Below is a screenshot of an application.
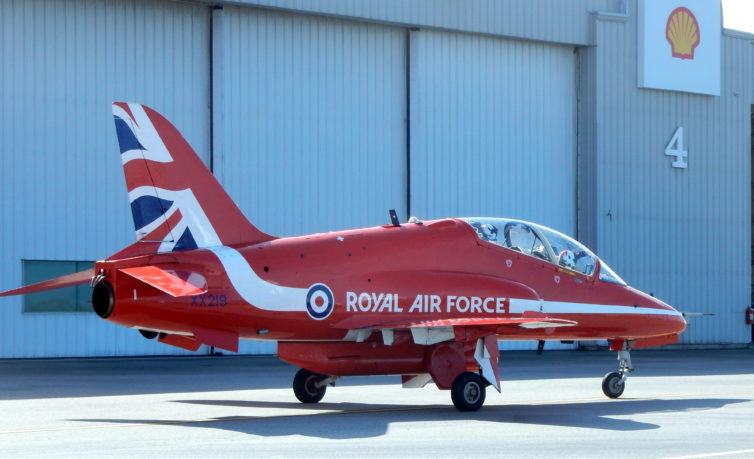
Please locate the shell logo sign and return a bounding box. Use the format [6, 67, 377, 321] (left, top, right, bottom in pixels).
[666, 7, 700, 59]
[638, 0, 720, 96]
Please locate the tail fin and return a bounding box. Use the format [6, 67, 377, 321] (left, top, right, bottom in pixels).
[111, 102, 272, 256]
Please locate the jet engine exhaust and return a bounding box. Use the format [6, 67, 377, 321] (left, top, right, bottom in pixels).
[92, 281, 115, 319]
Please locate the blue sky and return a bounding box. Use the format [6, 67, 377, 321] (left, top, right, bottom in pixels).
[722, 0, 754, 33]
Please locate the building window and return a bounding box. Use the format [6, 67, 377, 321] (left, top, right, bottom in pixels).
[23, 260, 94, 313]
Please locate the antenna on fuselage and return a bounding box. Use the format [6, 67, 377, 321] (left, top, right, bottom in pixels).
[388, 209, 401, 227]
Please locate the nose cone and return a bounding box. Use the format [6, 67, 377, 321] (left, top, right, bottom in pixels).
[665, 305, 687, 335]
[649, 294, 687, 335]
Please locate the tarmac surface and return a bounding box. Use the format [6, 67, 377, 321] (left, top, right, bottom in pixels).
[0, 348, 752, 458]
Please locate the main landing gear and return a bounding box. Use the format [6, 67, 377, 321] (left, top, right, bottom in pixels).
[287, 337, 499, 411]
[450, 372, 487, 411]
[602, 346, 633, 398]
[292, 369, 339, 403]
[292, 368, 490, 411]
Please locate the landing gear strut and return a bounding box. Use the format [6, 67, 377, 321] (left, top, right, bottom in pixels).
[292, 368, 339, 403]
[602, 346, 633, 398]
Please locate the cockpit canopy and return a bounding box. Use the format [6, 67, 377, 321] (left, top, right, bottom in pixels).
[462, 218, 626, 285]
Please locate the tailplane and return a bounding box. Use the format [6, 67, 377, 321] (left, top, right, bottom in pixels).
[112, 102, 272, 256]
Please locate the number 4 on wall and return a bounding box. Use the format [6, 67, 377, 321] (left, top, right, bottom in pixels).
[665, 126, 688, 169]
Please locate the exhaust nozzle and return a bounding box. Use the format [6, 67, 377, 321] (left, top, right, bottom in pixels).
[92, 281, 115, 319]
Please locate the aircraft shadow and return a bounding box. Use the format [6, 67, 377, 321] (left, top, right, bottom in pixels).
[3, 349, 752, 400]
[75, 397, 748, 439]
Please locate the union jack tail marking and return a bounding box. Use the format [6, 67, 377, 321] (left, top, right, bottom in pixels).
[111, 102, 272, 256]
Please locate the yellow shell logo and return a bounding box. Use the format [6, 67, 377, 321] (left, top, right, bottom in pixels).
[666, 7, 700, 59]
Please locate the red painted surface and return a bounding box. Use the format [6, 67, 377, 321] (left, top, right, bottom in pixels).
[96, 221, 686, 343]
[1, 103, 688, 394]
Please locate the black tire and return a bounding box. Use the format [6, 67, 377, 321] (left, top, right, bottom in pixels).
[451, 372, 487, 411]
[602, 371, 625, 398]
[293, 368, 327, 403]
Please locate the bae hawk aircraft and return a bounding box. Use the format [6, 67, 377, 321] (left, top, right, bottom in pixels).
[0, 103, 687, 411]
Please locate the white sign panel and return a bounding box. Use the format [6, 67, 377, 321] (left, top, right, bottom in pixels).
[638, 0, 721, 96]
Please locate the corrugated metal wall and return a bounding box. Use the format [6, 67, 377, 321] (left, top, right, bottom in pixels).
[409, 29, 578, 233]
[1, 0, 752, 358]
[588, 9, 753, 344]
[227, 0, 621, 46]
[0, 0, 211, 357]
[212, 6, 407, 239]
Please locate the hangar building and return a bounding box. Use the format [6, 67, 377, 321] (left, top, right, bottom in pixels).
[1, 0, 752, 357]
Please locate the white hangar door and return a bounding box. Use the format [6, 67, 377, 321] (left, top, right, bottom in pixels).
[212, 7, 407, 354]
[212, 7, 407, 238]
[408, 30, 578, 351]
[409, 30, 577, 235]
[0, 0, 211, 358]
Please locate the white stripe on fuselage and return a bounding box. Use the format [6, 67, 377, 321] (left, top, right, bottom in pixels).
[543, 301, 682, 317]
[510, 298, 682, 317]
[207, 246, 308, 312]
[206, 246, 681, 318]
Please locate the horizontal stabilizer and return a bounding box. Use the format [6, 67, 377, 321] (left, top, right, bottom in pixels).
[0, 268, 93, 297]
[119, 266, 206, 297]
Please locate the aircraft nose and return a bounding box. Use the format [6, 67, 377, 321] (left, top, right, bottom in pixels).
[667, 308, 687, 334]
[654, 298, 687, 335]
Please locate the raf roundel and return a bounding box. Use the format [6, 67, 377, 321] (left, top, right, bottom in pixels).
[306, 283, 334, 320]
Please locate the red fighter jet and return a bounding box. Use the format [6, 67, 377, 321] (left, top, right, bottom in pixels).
[1, 103, 686, 411]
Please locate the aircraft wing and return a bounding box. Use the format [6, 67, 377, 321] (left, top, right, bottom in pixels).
[332, 311, 576, 392]
[332, 311, 577, 332]
[377, 316, 578, 330]
[0, 266, 205, 300]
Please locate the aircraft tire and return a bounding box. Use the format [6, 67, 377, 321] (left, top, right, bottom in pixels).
[293, 368, 327, 403]
[602, 371, 625, 398]
[451, 372, 486, 411]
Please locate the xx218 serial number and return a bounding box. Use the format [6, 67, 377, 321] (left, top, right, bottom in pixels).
[191, 294, 228, 307]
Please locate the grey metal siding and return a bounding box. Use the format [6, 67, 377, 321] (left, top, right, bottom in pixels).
[1, 0, 753, 359]
[590, 11, 753, 344]
[212, 6, 407, 239]
[223, 0, 621, 46]
[409, 29, 578, 233]
[0, 0, 211, 357]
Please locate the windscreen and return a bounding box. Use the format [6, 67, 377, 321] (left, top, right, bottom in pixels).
[463, 217, 627, 284]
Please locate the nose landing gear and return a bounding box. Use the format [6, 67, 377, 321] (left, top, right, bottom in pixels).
[602, 343, 633, 398]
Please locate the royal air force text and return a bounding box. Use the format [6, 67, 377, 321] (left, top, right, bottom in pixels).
[345, 292, 509, 314]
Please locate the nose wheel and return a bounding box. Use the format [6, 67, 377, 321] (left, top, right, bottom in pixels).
[602, 349, 633, 398]
[602, 371, 625, 398]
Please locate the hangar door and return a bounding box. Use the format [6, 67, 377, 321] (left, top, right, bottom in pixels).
[212, 7, 407, 354]
[0, 0, 210, 358]
[409, 30, 577, 236]
[212, 7, 407, 238]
